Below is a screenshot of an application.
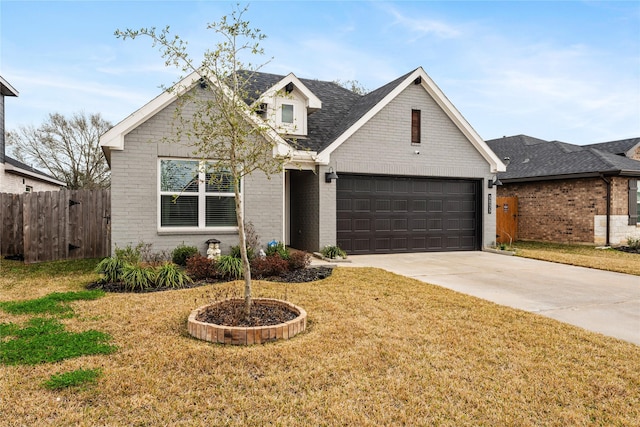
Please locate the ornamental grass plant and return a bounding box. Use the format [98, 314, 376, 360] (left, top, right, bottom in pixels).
[1, 258, 639, 426]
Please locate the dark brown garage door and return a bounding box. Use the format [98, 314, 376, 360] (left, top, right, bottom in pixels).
[337, 174, 481, 254]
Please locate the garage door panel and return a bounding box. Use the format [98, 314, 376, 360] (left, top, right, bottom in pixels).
[337, 175, 480, 254]
[353, 218, 371, 232]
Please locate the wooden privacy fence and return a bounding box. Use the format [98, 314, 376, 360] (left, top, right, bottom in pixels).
[496, 196, 518, 245]
[0, 189, 110, 263]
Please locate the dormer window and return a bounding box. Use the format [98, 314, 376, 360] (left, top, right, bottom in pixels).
[256, 73, 322, 137]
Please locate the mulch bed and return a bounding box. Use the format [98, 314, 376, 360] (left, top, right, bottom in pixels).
[195, 299, 299, 327]
[87, 266, 334, 294]
[614, 246, 640, 254]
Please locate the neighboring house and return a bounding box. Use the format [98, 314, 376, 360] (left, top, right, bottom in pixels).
[100, 67, 505, 255]
[0, 75, 66, 193]
[487, 135, 640, 246]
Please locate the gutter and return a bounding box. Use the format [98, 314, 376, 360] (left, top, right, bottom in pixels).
[599, 174, 612, 247]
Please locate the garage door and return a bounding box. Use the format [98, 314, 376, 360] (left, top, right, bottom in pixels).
[337, 174, 481, 254]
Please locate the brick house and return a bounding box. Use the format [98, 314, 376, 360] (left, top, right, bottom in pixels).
[0, 75, 66, 193]
[487, 135, 640, 245]
[100, 67, 506, 255]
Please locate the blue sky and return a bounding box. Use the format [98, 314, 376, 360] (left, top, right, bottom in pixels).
[1, 0, 639, 145]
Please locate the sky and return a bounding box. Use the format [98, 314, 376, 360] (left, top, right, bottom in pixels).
[1, 0, 639, 145]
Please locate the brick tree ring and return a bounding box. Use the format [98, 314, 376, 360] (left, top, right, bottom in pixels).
[187, 298, 307, 345]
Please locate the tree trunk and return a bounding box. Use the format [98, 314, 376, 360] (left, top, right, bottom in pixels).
[234, 177, 252, 319]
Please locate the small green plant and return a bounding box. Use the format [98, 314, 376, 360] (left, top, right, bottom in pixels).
[0, 318, 116, 365]
[114, 243, 143, 265]
[155, 262, 193, 289]
[120, 264, 156, 291]
[321, 245, 347, 259]
[217, 255, 244, 280]
[265, 241, 290, 260]
[0, 290, 105, 316]
[230, 244, 255, 260]
[95, 256, 126, 284]
[626, 236, 640, 250]
[43, 368, 103, 390]
[171, 244, 199, 266]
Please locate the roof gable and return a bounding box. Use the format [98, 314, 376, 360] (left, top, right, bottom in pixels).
[100, 71, 292, 163]
[315, 67, 505, 172]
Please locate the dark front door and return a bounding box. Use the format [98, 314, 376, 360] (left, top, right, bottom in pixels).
[337, 174, 481, 254]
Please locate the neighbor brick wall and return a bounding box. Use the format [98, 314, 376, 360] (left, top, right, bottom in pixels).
[498, 178, 607, 243]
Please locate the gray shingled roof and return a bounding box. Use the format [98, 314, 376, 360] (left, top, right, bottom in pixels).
[582, 137, 640, 156]
[4, 155, 63, 183]
[239, 69, 416, 152]
[486, 135, 640, 181]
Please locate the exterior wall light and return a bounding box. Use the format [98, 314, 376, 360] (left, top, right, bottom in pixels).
[488, 177, 503, 189]
[325, 167, 339, 183]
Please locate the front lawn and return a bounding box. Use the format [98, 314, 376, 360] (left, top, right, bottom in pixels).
[1, 258, 639, 425]
[513, 240, 640, 275]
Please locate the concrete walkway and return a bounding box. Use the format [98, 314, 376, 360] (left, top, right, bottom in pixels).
[343, 251, 640, 346]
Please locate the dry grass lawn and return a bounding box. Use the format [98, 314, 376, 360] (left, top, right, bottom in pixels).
[1, 259, 639, 426]
[513, 241, 640, 276]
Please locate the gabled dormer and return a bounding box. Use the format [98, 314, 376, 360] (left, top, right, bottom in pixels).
[255, 73, 322, 137]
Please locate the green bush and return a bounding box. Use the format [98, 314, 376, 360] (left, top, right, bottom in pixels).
[230, 245, 255, 260]
[186, 255, 218, 280]
[95, 257, 126, 284]
[114, 243, 142, 265]
[120, 264, 156, 291]
[217, 255, 244, 280]
[321, 245, 347, 259]
[265, 241, 290, 260]
[627, 236, 640, 250]
[171, 244, 199, 266]
[155, 263, 193, 289]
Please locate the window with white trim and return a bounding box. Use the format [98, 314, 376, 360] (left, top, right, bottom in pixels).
[159, 159, 238, 229]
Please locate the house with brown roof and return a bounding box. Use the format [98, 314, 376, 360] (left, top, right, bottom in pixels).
[100, 67, 506, 255]
[487, 135, 640, 246]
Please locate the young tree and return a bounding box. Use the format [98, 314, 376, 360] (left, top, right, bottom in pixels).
[7, 112, 111, 189]
[115, 4, 290, 318]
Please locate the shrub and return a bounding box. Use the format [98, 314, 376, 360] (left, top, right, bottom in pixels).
[95, 257, 126, 284]
[120, 264, 156, 291]
[217, 255, 244, 280]
[172, 244, 199, 266]
[186, 255, 217, 280]
[321, 245, 347, 259]
[288, 251, 311, 270]
[265, 241, 290, 260]
[114, 243, 142, 265]
[251, 255, 290, 278]
[627, 236, 640, 250]
[230, 245, 255, 260]
[155, 262, 193, 289]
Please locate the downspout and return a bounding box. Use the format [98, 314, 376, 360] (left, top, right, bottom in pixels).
[599, 174, 611, 247]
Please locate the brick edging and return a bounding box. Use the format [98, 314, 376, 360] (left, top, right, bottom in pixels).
[187, 298, 307, 345]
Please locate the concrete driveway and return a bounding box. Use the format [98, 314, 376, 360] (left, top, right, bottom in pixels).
[345, 251, 640, 346]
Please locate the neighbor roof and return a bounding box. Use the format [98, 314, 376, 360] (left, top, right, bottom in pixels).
[4, 155, 66, 186]
[0, 75, 19, 97]
[487, 135, 640, 182]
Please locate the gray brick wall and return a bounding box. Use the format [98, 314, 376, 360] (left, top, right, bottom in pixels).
[326, 83, 497, 248]
[110, 89, 284, 256]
